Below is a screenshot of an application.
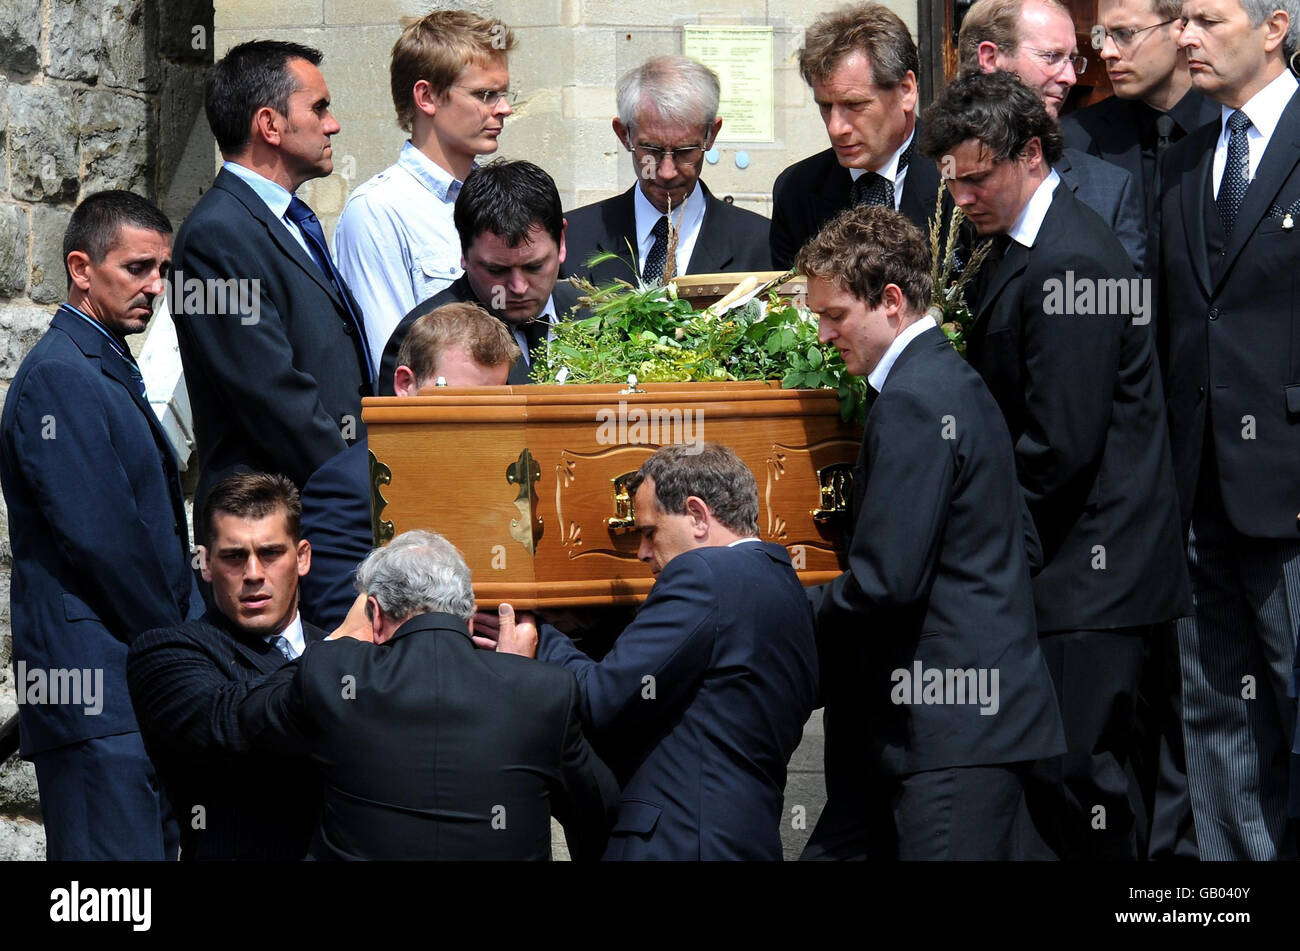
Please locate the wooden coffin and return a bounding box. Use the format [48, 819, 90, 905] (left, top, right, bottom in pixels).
[363, 380, 862, 610]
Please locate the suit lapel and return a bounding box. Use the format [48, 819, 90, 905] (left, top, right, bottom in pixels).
[974, 240, 1029, 326]
[1179, 125, 1217, 296]
[686, 183, 736, 273]
[213, 169, 344, 308]
[899, 130, 940, 229]
[1214, 90, 1300, 290]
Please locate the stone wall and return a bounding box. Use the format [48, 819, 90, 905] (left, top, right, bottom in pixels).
[0, 0, 214, 860]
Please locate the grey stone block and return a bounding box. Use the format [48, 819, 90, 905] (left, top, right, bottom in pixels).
[48, 0, 105, 83]
[0, 75, 8, 194]
[781, 770, 827, 860]
[9, 85, 80, 203]
[101, 0, 157, 92]
[0, 302, 53, 384]
[29, 205, 72, 306]
[78, 89, 151, 198]
[0, 815, 45, 861]
[0, 745, 39, 819]
[0, 0, 39, 75]
[157, 0, 214, 63]
[0, 202, 27, 298]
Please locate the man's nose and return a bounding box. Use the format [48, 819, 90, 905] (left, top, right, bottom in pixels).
[1100, 34, 1121, 62]
[826, 106, 851, 138]
[817, 319, 835, 346]
[324, 111, 341, 135]
[506, 270, 529, 294]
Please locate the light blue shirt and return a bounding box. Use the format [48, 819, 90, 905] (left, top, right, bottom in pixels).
[334, 143, 468, 376]
[221, 161, 314, 260]
[266, 611, 306, 659]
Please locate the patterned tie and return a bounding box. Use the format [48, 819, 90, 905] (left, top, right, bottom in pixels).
[1216, 110, 1253, 237]
[285, 196, 376, 384]
[269, 634, 296, 661]
[849, 140, 912, 210]
[642, 216, 670, 283]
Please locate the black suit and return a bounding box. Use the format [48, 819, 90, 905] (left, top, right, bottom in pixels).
[804, 328, 1065, 860]
[970, 181, 1190, 859]
[1054, 147, 1147, 273]
[127, 612, 325, 860]
[378, 276, 586, 394]
[562, 182, 771, 285]
[769, 142, 940, 270]
[237, 613, 619, 860]
[172, 167, 372, 530]
[1160, 83, 1300, 860]
[299, 440, 372, 632]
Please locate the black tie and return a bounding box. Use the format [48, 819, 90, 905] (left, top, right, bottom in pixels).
[974, 234, 1012, 309]
[1217, 110, 1253, 237]
[1149, 112, 1177, 227]
[849, 140, 912, 210]
[523, 319, 550, 366]
[642, 216, 670, 283]
[286, 196, 376, 384]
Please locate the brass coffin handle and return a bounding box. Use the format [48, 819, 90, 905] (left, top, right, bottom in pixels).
[811, 463, 854, 524]
[606, 471, 638, 534]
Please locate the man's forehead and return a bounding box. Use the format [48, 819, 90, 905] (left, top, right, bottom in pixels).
[631, 113, 708, 145]
[1100, 0, 1152, 23]
[469, 226, 556, 262]
[212, 510, 294, 544]
[1021, 0, 1079, 41]
[104, 225, 172, 258]
[950, 139, 999, 172]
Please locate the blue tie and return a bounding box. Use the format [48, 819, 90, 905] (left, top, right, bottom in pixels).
[286, 196, 376, 385]
[1217, 110, 1253, 237]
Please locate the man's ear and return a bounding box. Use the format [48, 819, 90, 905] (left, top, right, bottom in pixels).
[882, 282, 906, 319]
[252, 106, 283, 147]
[976, 41, 1002, 74]
[412, 79, 440, 119]
[1264, 9, 1290, 53]
[198, 545, 212, 583]
[898, 70, 918, 114]
[66, 250, 93, 292]
[1021, 136, 1044, 169]
[557, 219, 567, 268]
[296, 538, 311, 578]
[393, 364, 417, 396]
[612, 117, 632, 150]
[685, 495, 711, 536]
[705, 116, 722, 148]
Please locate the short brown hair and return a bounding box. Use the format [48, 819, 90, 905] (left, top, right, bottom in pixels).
[798, 3, 919, 87]
[626, 443, 759, 537]
[203, 472, 301, 546]
[395, 302, 521, 388]
[796, 205, 932, 315]
[957, 0, 1073, 75]
[390, 10, 517, 133]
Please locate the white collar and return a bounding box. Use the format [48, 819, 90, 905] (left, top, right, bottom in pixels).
[266, 610, 306, 659]
[849, 128, 915, 182]
[1219, 68, 1298, 146]
[867, 314, 936, 392]
[633, 182, 705, 249]
[727, 537, 762, 547]
[1006, 169, 1061, 249]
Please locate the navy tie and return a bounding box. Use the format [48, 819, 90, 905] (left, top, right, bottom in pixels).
[1217, 110, 1253, 237]
[642, 216, 670, 283]
[286, 196, 376, 384]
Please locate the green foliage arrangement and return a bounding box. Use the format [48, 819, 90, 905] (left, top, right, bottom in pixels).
[530, 276, 872, 423]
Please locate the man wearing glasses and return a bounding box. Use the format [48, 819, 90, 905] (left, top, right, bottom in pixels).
[959, 0, 1148, 271]
[335, 10, 516, 378]
[561, 55, 770, 287]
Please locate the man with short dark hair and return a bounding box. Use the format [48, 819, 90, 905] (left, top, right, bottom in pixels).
[920, 70, 1190, 860]
[562, 55, 770, 286]
[128, 472, 328, 860]
[174, 40, 373, 535]
[1160, 0, 1300, 861]
[797, 204, 1064, 861]
[379, 159, 581, 390]
[486, 443, 819, 860]
[335, 10, 517, 373]
[1, 190, 203, 860]
[770, 3, 940, 271]
[960, 0, 1148, 270]
[299, 302, 519, 631]
[237, 530, 619, 860]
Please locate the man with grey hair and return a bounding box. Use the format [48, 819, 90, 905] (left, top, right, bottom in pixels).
[481, 444, 819, 860]
[1160, 0, 1300, 860]
[561, 55, 770, 286]
[237, 530, 619, 860]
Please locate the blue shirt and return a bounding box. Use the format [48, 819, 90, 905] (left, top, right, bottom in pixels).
[333, 143, 468, 376]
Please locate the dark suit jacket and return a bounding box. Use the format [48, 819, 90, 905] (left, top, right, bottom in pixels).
[537, 542, 819, 860]
[1159, 87, 1300, 539]
[769, 142, 940, 270]
[299, 439, 371, 632]
[561, 181, 771, 285]
[811, 330, 1064, 790]
[127, 611, 326, 860]
[970, 183, 1190, 631]
[172, 167, 372, 529]
[238, 613, 619, 860]
[378, 275, 586, 394]
[1056, 147, 1147, 273]
[0, 308, 203, 756]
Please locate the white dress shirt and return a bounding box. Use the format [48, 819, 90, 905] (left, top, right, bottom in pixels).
[512, 295, 559, 368]
[334, 143, 468, 376]
[1213, 69, 1299, 198]
[633, 182, 706, 278]
[1006, 170, 1062, 249]
[266, 610, 306, 659]
[868, 313, 937, 392]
